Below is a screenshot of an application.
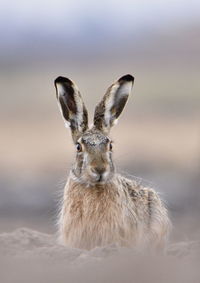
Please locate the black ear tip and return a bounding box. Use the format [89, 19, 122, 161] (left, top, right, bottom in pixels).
[118, 74, 134, 83]
[54, 76, 73, 86]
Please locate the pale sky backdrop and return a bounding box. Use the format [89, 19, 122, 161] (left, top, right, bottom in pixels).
[0, 0, 200, 45]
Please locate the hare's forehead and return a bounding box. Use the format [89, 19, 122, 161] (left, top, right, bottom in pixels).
[79, 133, 110, 146]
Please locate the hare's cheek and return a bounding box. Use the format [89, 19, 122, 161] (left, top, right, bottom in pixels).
[79, 153, 89, 172]
[106, 152, 114, 172]
[74, 153, 84, 174]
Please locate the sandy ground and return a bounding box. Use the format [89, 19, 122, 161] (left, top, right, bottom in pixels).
[0, 228, 199, 283]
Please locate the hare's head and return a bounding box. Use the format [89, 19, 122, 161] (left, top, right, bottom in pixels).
[54, 75, 134, 185]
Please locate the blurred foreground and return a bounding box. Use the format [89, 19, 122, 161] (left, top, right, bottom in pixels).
[1, 228, 200, 283]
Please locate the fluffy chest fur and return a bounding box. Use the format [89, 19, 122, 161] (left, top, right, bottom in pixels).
[59, 177, 139, 249]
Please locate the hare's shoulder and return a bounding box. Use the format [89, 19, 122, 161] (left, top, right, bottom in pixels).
[118, 175, 169, 229]
[118, 175, 161, 205]
[116, 175, 170, 247]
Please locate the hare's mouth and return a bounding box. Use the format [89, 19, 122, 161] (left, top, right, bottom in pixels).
[88, 171, 110, 185]
[97, 175, 103, 183]
[95, 175, 106, 185]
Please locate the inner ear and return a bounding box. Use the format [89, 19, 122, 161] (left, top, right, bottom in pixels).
[55, 77, 77, 115]
[54, 76, 88, 142]
[93, 74, 134, 133]
[110, 95, 128, 120]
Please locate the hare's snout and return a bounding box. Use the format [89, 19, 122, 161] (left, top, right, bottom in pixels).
[88, 166, 110, 184]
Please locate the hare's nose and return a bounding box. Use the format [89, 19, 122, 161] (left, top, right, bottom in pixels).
[89, 166, 109, 182]
[92, 167, 106, 175]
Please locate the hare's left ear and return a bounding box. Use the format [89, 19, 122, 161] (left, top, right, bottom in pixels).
[54, 76, 88, 142]
[93, 74, 134, 134]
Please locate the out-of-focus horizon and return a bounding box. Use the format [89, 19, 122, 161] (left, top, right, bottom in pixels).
[1, 0, 200, 66]
[0, 0, 199, 240]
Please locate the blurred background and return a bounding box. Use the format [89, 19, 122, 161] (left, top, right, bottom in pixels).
[0, 0, 199, 241]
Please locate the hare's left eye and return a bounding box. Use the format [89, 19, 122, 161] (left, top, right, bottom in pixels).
[109, 142, 113, 151]
[76, 143, 82, 152]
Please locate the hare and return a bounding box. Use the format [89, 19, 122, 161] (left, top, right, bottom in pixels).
[54, 74, 170, 250]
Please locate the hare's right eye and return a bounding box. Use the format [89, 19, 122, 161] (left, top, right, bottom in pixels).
[76, 143, 82, 152]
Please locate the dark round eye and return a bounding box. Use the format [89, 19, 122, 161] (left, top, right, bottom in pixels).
[76, 143, 82, 152]
[109, 142, 113, 151]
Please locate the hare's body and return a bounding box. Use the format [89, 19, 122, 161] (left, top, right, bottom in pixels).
[59, 174, 169, 250]
[54, 74, 170, 250]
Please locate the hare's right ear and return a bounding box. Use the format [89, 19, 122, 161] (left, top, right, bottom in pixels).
[93, 74, 134, 134]
[54, 76, 88, 142]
